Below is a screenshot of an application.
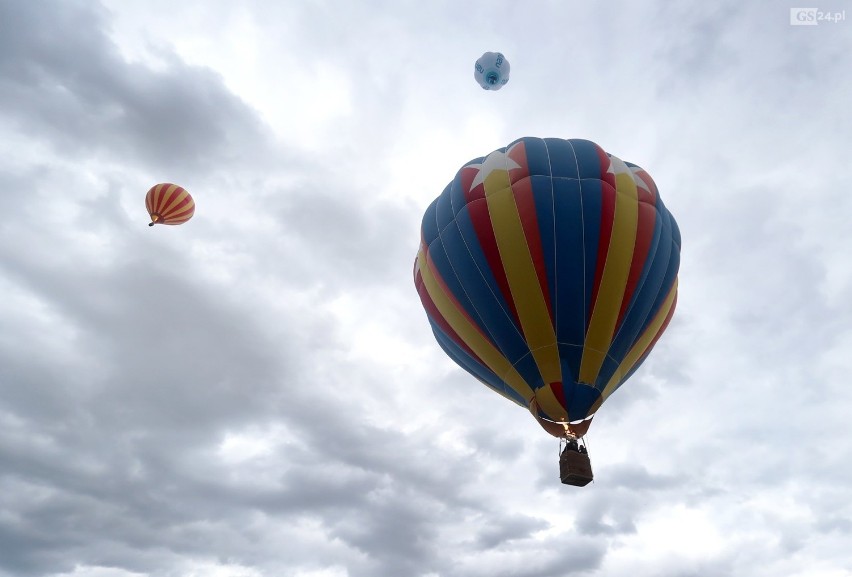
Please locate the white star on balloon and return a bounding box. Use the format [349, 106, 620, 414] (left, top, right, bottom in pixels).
[605, 156, 616, 176]
[468, 148, 521, 191]
[630, 167, 651, 193]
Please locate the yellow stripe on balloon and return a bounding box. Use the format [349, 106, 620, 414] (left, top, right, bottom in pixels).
[599, 278, 678, 401]
[533, 378, 568, 421]
[483, 170, 562, 388]
[417, 246, 535, 404]
[579, 158, 639, 384]
[160, 185, 191, 215]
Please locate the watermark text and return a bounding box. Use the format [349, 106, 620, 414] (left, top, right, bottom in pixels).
[790, 8, 846, 25]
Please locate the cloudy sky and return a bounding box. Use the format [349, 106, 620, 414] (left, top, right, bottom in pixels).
[1, 1, 851, 576]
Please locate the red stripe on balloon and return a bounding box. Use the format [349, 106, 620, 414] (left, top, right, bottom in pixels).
[617, 201, 656, 327]
[589, 183, 616, 324]
[414, 266, 486, 366]
[424, 247, 497, 353]
[466, 197, 521, 327]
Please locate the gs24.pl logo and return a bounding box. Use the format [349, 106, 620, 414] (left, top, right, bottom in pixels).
[790, 8, 846, 25]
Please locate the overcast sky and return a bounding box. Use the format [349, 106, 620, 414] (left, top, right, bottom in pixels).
[1, 1, 851, 576]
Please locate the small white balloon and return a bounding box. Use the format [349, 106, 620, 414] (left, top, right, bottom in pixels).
[474, 51, 510, 91]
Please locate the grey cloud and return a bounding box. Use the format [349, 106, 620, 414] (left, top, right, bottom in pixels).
[475, 514, 550, 549]
[571, 488, 646, 537]
[0, 0, 272, 174]
[466, 538, 606, 577]
[605, 463, 684, 491]
[262, 182, 420, 288]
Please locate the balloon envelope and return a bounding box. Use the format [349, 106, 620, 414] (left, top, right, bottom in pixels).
[413, 137, 680, 437]
[474, 51, 510, 90]
[145, 183, 195, 226]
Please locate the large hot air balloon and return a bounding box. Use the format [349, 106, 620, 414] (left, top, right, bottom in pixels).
[145, 183, 195, 227]
[474, 51, 510, 90]
[413, 138, 680, 482]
